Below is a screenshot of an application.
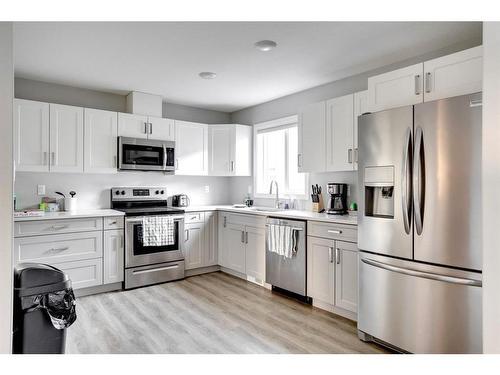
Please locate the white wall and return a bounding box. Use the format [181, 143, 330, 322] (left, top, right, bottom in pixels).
[15, 172, 230, 210]
[482, 22, 500, 354]
[0, 22, 13, 354]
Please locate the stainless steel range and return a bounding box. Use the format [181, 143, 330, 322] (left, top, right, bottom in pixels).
[111, 187, 185, 289]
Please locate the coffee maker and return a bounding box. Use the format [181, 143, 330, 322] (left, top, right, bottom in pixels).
[327, 183, 348, 215]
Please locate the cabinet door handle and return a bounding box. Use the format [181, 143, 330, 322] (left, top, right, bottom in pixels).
[245, 231, 248, 244]
[348, 148, 353, 163]
[223, 216, 227, 228]
[144, 122, 148, 134]
[51, 152, 55, 166]
[297, 154, 302, 168]
[185, 229, 189, 242]
[241, 231, 245, 243]
[328, 247, 334, 263]
[328, 229, 342, 234]
[149, 123, 153, 135]
[43, 151, 48, 166]
[415, 74, 421, 95]
[230, 161, 234, 172]
[114, 155, 117, 168]
[336, 248, 340, 264]
[425, 72, 432, 93]
[354, 148, 358, 163]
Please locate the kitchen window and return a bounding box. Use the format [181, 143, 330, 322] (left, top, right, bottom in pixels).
[254, 115, 308, 198]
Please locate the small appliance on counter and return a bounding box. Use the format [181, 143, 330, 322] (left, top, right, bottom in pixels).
[326, 183, 348, 215]
[172, 194, 190, 207]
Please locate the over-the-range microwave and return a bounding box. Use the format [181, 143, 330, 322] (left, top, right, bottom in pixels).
[118, 136, 175, 173]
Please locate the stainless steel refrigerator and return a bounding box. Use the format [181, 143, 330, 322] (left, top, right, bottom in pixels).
[357, 93, 482, 354]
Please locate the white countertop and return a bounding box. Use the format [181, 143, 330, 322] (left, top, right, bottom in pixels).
[14, 209, 125, 222]
[185, 205, 358, 225]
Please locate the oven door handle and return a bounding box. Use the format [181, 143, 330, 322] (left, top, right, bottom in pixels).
[125, 215, 185, 224]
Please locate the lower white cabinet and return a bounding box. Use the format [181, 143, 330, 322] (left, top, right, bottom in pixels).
[244, 225, 266, 281]
[217, 212, 266, 281]
[334, 241, 358, 312]
[183, 211, 218, 270]
[184, 222, 205, 270]
[13, 215, 125, 291]
[307, 229, 358, 318]
[57, 258, 103, 289]
[103, 229, 124, 284]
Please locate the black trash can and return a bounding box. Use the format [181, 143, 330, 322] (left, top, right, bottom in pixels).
[13, 263, 77, 354]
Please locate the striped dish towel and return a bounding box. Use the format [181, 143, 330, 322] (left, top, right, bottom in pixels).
[142, 216, 175, 247]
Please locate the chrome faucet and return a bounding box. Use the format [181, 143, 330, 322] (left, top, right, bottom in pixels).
[269, 180, 280, 209]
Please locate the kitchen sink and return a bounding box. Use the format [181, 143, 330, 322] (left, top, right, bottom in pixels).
[249, 207, 284, 212]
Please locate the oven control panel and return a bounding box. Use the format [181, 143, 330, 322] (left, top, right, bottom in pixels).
[111, 187, 167, 200]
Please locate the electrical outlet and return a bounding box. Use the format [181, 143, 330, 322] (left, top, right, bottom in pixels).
[204, 185, 210, 193]
[247, 185, 253, 194]
[37, 185, 46, 196]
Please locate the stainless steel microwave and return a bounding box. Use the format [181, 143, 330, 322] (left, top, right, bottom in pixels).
[118, 137, 175, 173]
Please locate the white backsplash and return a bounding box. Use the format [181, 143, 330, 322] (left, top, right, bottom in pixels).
[15, 172, 231, 210]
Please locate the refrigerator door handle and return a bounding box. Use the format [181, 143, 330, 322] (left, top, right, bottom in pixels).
[361, 258, 482, 287]
[413, 126, 425, 235]
[402, 127, 412, 234]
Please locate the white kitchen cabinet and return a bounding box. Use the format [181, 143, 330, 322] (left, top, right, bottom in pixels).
[184, 222, 205, 270]
[175, 120, 209, 175]
[204, 212, 218, 266]
[307, 236, 334, 305]
[326, 94, 354, 172]
[84, 108, 118, 173]
[49, 104, 84, 173]
[423, 46, 483, 102]
[208, 124, 252, 176]
[334, 240, 358, 313]
[13, 99, 50, 172]
[148, 116, 175, 141]
[368, 63, 424, 112]
[353, 90, 368, 171]
[244, 225, 266, 282]
[118, 112, 149, 139]
[298, 101, 326, 173]
[103, 229, 124, 284]
[224, 223, 247, 274]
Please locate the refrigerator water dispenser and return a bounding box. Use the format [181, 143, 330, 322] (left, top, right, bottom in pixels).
[364, 166, 395, 219]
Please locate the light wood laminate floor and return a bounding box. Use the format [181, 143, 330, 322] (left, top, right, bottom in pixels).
[67, 271, 389, 354]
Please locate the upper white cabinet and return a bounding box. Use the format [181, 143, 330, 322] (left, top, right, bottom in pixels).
[84, 108, 118, 173]
[326, 94, 354, 172]
[14, 99, 50, 172]
[423, 45, 483, 102]
[118, 113, 175, 141]
[208, 124, 252, 176]
[175, 120, 209, 175]
[353, 90, 368, 171]
[149, 117, 175, 141]
[298, 101, 326, 173]
[117, 113, 148, 139]
[368, 46, 483, 112]
[49, 104, 84, 173]
[368, 63, 424, 112]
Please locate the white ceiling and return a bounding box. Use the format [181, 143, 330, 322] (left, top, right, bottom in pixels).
[13, 22, 481, 112]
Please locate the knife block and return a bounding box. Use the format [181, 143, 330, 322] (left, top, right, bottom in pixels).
[312, 193, 325, 213]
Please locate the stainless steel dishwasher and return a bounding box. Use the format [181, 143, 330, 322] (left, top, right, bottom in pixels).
[265, 217, 307, 298]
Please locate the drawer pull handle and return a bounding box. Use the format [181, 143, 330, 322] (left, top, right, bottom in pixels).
[191, 216, 197, 220]
[46, 246, 69, 253]
[327, 229, 342, 234]
[109, 221, 117, 225]
[50, 225, 68, 230]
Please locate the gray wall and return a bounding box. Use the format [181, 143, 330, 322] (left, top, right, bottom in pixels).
[13, 78, 232, 210]
[0, 22, 13, 354]
[228, 38, 482, 207]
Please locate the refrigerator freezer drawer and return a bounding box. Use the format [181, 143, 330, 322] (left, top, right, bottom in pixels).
[358, 253, 482, 353]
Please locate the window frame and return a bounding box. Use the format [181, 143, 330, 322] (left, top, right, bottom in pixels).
[253, 115, 309, 200]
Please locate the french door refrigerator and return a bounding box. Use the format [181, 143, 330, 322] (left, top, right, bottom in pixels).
[357, 93, 482, 354]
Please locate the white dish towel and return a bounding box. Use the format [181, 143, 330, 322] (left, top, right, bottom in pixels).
[142, 215, 175, 247]
[268, 224, 298, 259]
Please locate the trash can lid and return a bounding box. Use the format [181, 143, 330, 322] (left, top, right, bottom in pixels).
[14, 263, 71, 295]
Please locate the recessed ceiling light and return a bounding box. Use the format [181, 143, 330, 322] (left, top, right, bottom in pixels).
[254, 40, 277, 52]
[199, 71, 217, 79]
